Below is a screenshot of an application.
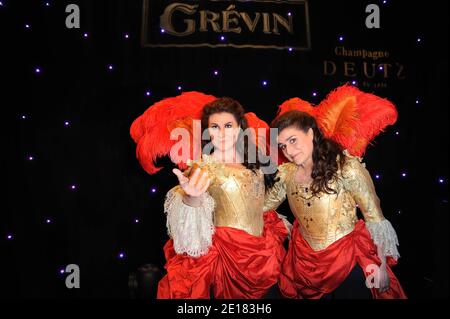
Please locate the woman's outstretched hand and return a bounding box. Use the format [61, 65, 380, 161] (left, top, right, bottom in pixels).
[173, 166, 211, 204]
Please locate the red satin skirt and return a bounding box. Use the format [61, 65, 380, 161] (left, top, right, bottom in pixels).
[157, 210, 288, 299]
[279, 220, 407, 299]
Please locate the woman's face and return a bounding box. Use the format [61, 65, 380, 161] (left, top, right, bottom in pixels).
[208, 112, 240, 152]
[277, 126, 314, 166]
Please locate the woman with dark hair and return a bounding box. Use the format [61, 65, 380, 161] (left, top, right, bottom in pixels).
[264, 110, 406, 299]
[157, 97, 290, 299]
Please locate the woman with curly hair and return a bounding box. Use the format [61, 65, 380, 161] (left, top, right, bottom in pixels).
[157, 97, 289, 299]
[264, 110, 406, 299]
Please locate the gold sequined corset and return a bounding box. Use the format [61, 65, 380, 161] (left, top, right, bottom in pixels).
[188, 155, 266, 236]
[264, 153, 385, 251]
[285, 164, 358, 251]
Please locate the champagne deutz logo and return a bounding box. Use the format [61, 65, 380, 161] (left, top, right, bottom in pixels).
[141, 0, 311, 50]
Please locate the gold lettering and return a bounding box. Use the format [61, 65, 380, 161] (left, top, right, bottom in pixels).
[380, 63, 392, 78]
[157, 3, 308, 43]
[323, 61, 337, 76]
[160, 3, 198, 36]
[240, 12, 261, 33]
[363, 62, 377, 78]
[272, 13, 293, 34]
[334, 46, 391, 61]
[262, 13, 271, 34]
[344, 62, 357, 77]
[222, 5, 241, 33]
[200, 10, 221, 32]
[396, 63, 406, 80]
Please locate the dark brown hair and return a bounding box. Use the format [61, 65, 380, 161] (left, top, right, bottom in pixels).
[271, 110, 346, 196]
[201, 97, 277, 189]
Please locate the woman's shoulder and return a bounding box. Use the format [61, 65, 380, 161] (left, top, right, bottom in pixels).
[277, 161, 297, 181]
[339, 150, 367, 179]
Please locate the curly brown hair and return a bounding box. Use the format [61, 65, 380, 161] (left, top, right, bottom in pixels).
[201, 97, 277, 190]
[271, 110, 347, 196]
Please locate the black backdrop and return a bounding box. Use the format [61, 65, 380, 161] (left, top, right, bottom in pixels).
[1, 0, 448, 298]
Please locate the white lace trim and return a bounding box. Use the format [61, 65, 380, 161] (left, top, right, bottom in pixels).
[366, 219, 400, 260]
[164, 187, 215, 257]
[276, 213, 292, 239]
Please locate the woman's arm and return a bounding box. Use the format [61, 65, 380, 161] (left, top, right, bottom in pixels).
[342, 157, 400, 261]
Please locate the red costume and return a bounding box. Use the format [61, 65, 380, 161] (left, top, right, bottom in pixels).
[264, 85, 407, 299]
[130, 92, 290, 299]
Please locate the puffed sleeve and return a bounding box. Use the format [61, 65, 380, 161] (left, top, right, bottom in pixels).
[263, 163, 293, 236]
[342, 154, 400, 260]
[263, 163, 289, 212]
[163, 159, 216, 257]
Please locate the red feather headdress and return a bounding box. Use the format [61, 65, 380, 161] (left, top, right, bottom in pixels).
[274, 84, 398, 161]
[130, 91, 269, 175]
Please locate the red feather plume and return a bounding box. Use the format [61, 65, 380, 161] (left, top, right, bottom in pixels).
[275, 84, 398, 159]
[130, 92, 271, 175]
[130, 91, 216, 174]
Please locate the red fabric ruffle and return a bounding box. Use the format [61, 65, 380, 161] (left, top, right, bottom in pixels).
[279, 220, 407, 299]
[157, 210, 288, 299]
